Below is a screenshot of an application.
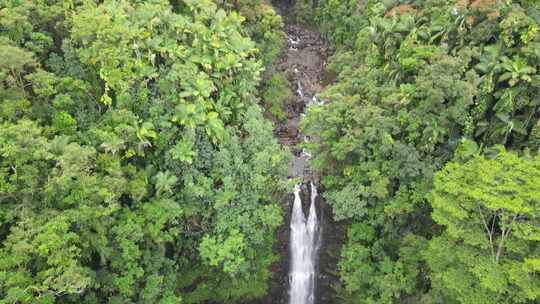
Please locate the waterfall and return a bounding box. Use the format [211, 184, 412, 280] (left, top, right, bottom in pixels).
[289, 182, 320, 304]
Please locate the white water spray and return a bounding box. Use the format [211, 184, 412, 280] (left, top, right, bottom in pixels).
[289, 183, 320, 304]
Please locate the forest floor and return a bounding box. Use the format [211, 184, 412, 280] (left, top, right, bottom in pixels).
[257, 2, 345, 303]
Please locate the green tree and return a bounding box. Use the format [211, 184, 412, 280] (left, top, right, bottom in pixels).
[426, 149, 540, 303]
[0, 0, 288, 303]
[300, 0, 540, 302]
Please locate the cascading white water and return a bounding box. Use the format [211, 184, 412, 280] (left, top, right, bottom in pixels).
[289, 182, 320, 304]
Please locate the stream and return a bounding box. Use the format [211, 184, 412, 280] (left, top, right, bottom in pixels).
[289, 182, 320, 304]
[280, 23, 327, 304]
[257, 2, 341, 303]
[277, 12, 331, 304]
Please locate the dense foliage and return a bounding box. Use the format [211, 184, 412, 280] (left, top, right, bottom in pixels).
[218, 0, 286, 65]
[263, 72, 292, 121]
[3, 0, 540, 303]
[0, 0, 288, 303]
[300, 0, 540, 302]
[427, 147, 540, 303]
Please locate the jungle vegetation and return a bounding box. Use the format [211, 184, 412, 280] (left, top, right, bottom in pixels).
[299, 0, 540, 303]
[0, 0, 289, 303]
[1, 0, 540, 303]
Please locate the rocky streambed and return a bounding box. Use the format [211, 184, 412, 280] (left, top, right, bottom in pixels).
[256, 2, 346, 303]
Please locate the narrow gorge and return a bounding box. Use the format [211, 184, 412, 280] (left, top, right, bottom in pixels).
[259, 2, 344, 303]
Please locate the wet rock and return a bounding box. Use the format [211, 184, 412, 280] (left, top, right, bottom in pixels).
[256, 2, 343, 304]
